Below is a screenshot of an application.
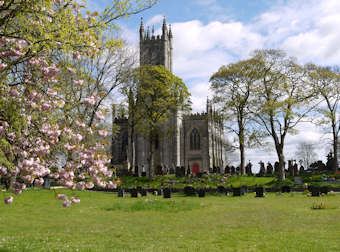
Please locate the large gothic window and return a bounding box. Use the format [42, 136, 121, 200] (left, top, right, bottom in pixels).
[190, 128, 200, 150]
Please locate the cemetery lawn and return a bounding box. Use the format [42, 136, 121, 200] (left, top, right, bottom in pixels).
[1, 190, 340, 251]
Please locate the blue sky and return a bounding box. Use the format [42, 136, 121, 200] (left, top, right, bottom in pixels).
[87, 0, 340, 169]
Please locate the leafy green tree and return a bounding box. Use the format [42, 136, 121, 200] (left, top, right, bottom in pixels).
[0, 0, 157, 205]
[307, 64, 340, 172]
[133, 65, 190, 177]
[251, 49, 314, 181]
[210, 58, 260, 175]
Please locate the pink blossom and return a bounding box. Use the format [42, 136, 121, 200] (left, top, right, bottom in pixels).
[34, 178, 44, 186]
[64, 143, 75, 151]
[0, 1, 4, 8]
[47, 88, 57, 97]
[75, 121, 85, 128]
[85, 181, 94, 189]
[0, 166, 7, 175]
[41, 103, 52, 111]
[0, 62, 7, 70]
[73, 51, 81, 59]
[73, 133, 83, 143]
[7, 132, 15, 141]
[57, 194, 68, 201]
[75, 181, 85, 190]
[62, 200, 71, 207]
[98, 130, 108, 137]
[67, 67, 76, 74]
[95, 111, 105, 121]
[107, 181, 117, 189]
[13, 189, 22, 195]
[73, 80, 84, 86]
[71, 197, 80, 204]
[4, 196, 13, 205]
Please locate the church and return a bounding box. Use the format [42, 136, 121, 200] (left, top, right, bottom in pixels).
[112, 17, 226, 176]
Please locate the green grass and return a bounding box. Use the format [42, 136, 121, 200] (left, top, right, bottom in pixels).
[1, 189, 340, 251]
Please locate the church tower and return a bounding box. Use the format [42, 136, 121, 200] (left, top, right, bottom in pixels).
[139, 17, 173, 72]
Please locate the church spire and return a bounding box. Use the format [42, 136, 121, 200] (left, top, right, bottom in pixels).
[139, 17, 144, 40]
[146, 26, 150, 39]
[162, 16, 168, 40]
[168, 24, 173, 39]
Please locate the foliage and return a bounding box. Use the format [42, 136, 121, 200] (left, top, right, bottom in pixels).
[210, 58, 261, 175]
[0, 0, 157, 205]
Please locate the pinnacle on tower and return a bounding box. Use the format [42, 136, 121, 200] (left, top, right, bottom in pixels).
[152, 25, 155, 39]
[168, 24, 173, 39]
[162, 16, 168, 40]
[139, 17, 144, 39]
[146, 26, 150, 39]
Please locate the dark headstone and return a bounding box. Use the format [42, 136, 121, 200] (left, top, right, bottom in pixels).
[217, 185, 226, 195]
[130, 188, 138, 198]
[163, 188, 171, 198]
[141, 172, 146, 177]
[225, 166, 230, 174]
[240, 185, 248, 194]
[311, 186, 320, 197]
[141, 188, 147, 197]
[134, 166, 139, 176]
[255, 186, 265, 197]
[266, 162, 273, 175]
[184, 186, 196, 196]
[320, 186, 329, 195]
[118, 189, 124, 197]
[156, 188, 162, 196]
[233, 187, 242, 196]
[246, 162, 253, 176]
[281, 186, 291, 193]
[197, 188, 205, 197]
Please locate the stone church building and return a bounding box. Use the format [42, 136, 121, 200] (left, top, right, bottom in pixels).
[112, 17, 226, 175]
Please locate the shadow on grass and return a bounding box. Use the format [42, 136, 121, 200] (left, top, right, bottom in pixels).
[104, 199, 205, 212]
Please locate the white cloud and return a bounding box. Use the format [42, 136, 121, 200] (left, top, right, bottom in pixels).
[146, 14, 164, 27]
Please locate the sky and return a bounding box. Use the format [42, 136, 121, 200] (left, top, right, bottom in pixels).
[87, 0, 340, 171]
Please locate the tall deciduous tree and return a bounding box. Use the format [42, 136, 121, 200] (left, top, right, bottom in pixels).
[133, 65, 190, 177]
[307, 64, 340, 172]
[295, 141, 317, 169]
[252, 49, 314, 181]
[0, 0, 157, 205]
[210, 58, 259, 175]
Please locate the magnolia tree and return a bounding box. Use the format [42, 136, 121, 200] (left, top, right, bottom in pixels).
[0, 0, 156, 206]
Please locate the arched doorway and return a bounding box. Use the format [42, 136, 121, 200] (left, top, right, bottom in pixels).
[192, 163, 200, 175]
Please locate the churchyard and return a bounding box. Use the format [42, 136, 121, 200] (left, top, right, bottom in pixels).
[1, 187, 340, 251]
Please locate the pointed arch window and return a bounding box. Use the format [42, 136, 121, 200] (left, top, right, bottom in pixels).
[190, 128, 200, 150]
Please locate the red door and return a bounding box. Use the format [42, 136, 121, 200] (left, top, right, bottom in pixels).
[192, 163, 199, 175]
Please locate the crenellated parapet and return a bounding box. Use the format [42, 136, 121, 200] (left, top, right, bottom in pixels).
[183, 112, 208, 121]
[139, 16, 173, 72]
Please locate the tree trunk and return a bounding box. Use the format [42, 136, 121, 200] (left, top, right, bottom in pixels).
[277, 149, 286, 181]
[147, 138, 154, 178]
[239, 141, 245, 175]
[129, 126, 136, 175]
[333, 134, 338, 173]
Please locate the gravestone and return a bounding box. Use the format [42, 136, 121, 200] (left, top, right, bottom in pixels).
[246, 162, 253, 176]
[232, 187, 242, 196]
[255, 186, 265, 197]
[281, 186, 291, 193]
[311, 186, 320, 197]
[141, 188, 147, 197]
[130, 188, 138, 198]
[197, 188, 205, 197]
[225, 166, 230, 174]
[320, 186, 329, 195]
[266, 162, 273, 175]
[217, 185, 226, 195]
[118, 189, 124, 197]
[184, 186, 196, 196]
[163, 188, 171, 198]
[134, 166, 139, 177]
